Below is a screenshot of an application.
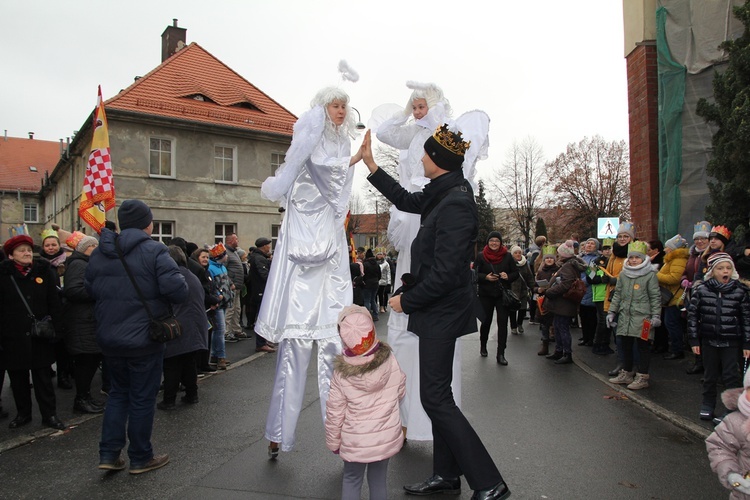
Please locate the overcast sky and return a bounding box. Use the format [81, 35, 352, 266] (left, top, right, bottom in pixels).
[2, 0, 628, 190]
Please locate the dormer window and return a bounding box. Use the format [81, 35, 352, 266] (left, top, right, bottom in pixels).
[183, 93, 215, 104]
[231, 101, 260, 111]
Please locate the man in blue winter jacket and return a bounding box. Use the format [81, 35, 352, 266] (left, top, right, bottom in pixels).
[85, 199, 188, 474]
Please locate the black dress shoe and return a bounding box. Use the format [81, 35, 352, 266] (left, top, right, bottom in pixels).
[686, 363, 704, 375]
[42, 415, 66, 430]
[9, 415, 32, 429]
[663, 352, 685, 360]
[480, 347, 488, 357]
[578, 339, 593, 346]
[404, 474, 461, 496]
[545, 351, 563, 360]
[496, 355, 508, 366]
[471, 480, 511, 500]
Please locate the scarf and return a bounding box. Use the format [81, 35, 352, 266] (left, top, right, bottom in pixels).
[515, 255, 527, 267]
[622, 256, 654, 278]
[482, 245, 507, 265]
[13, 261, 31, 276]
[612, 242, 629, 259]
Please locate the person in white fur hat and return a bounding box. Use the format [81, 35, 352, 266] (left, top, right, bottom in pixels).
[325, 305, 405, 500]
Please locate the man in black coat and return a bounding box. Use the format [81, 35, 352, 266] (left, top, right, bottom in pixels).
[247, 238, 276, 353]
[359, 126, 510, 500]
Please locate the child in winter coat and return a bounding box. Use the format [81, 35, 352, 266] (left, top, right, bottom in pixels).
[688, 252, 750, 422]
[706, 369, 750, 499]
[533, 246, 559, 356]
[325, 305, 406, 500]
[606, 241, 661, 390]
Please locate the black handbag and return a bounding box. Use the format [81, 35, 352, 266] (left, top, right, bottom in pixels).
[501, 286, 522, 310]
[116, 238, 182, 343]
[10, 276, 57, 339]
[659, 286, 674, 307]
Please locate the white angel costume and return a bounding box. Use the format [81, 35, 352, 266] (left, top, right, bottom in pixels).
[256, 104, 355, 452]
[374, 92, 490, 441]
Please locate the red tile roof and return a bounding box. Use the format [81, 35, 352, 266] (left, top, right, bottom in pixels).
[0, 137, 60, 192]
[105, 43, 297, 136]
[351, 213, 391, 234]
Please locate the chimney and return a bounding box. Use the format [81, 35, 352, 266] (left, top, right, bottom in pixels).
[161, 19, 187, 62]
[28, 132, 34, 139]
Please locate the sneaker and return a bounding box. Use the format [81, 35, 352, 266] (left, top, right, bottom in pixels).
[511, 329, 518, 335]
[235, 332, 250, 340]
[517, 325, 524, 334]
[98, 456, 126, 471]
[225, 334, 238, 343]
[529, 320, 539, 325]
[129, 453, 169, 475]
[608, 370, 634, 385]
[626, 373, 649, 390]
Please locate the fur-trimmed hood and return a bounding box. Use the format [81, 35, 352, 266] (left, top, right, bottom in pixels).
[334, 342, 392, 380]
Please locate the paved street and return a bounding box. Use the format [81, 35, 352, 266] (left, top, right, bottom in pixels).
[0, 314, 728, 499]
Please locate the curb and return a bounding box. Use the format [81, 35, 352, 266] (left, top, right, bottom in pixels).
[574, 355, 710, 440]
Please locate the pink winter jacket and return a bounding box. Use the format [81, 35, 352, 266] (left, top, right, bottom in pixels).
[325, 343, 406, 463]
[706, 387, 750, 499]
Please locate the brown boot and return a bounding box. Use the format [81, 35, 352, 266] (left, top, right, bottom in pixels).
[217, 358, 228, 370]
[537, 340, 549, 356]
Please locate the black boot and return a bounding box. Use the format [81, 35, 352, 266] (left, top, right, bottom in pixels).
[480, 343, 488, 357]
[73, 395, 104, 414]
[57, 374, 73, 390]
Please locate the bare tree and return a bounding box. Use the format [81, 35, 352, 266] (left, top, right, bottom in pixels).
[489, 137, 548, 248]
[546, 135, 631, 237]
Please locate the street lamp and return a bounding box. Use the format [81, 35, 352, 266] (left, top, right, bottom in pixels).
[351, 107, 366, 130]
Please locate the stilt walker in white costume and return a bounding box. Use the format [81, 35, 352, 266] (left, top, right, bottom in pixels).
[373, 82, 489, 440]
[256, 63, 361, 458]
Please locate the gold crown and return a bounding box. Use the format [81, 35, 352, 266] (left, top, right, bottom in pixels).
[711, 225, 732, 240]
[433, 124, 470, 156]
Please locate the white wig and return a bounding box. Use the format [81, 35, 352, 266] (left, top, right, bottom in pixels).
[405, 81, 452, 117]
[311, 86, 358, 139]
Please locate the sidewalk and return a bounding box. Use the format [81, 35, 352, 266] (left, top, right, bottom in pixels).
[570, 328, 717, 439]
[0, 325, 268, 453]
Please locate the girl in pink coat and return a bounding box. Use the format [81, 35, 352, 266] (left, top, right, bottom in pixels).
[707, 368, 750, 498]
[325, 305, 406, 500]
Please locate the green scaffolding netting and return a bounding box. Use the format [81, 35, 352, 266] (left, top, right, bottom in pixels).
[656, 6, 686, 241]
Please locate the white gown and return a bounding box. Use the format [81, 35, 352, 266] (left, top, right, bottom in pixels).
[256, 108, 355, 451]
[375, 104, 463, 441]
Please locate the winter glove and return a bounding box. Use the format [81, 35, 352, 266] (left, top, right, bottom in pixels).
[600, 275, 610, 285]
[681, 279, 691, 289]
[606, 313, 617, 329]
[609, 276, 617, 286]
[650, 316, 662, 328]
[727, 473, 750, 495]
[333, 449, 340, 455]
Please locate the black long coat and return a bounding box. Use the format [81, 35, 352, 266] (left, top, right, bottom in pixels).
[0, 258, 62, 370]
[368, 168, 478, 340]
[62, 251, 100, 356]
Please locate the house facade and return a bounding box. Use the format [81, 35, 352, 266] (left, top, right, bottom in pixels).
[39, 22, 295, 248]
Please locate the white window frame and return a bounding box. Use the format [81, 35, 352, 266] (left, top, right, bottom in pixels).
[215, 223, 236, 244]
[149, 137, 176, 178]
[23, 202, 39, 223]
[271, 223, 281, 251]
[271, 152, 285, 176]
[214, 144, 237, 184]
[151, 220, 174, 244]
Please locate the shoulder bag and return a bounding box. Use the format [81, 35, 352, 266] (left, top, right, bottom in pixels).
[10, 276, 57, 339]
[116, 239, 181, 343]
[563, 278, 586, 303]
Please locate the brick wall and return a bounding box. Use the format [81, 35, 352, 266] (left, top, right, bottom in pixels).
[626, 42, 659, 242]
